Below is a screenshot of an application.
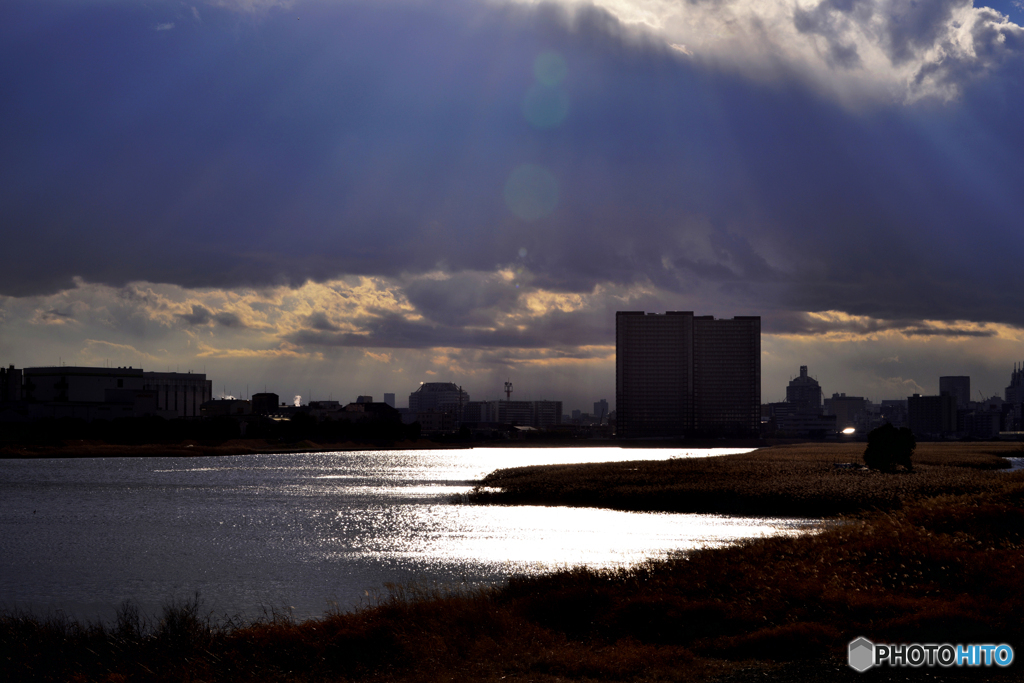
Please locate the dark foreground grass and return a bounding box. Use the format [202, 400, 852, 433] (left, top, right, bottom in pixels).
[467, 442, 1021, 517]
[5, 443, 1023, 681]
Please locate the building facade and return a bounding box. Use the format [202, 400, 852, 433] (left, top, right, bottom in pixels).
[824, 393, 866, 431]
[251, 392, 280, 415]
[615, 311, 760, 437]
[0, 365, 23, 403]
[786, 366, 821, 410]
[908, 393, 957, 437]
[767, 366, 835, 436]
[142, 371, 212, 418]
[408, 383, 468, 412]
[24, 366, 144, 403]
[939, 376, 970, 410]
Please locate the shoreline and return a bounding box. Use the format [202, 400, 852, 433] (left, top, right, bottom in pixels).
[3, 442, 1023, 681]
[0, 436, 776, 459]
[6, 445, 1023, 681]
[465, 441, 1021, 518]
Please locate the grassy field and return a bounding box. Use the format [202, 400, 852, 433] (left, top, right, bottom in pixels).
[3, 442, 1022, 681]
[467, 442, 1021, 517]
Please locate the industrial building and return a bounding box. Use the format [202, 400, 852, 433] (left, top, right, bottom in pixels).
[615, 311, 760, 437]
[142, 371, 213, 418]
[1, 365, 212, 421]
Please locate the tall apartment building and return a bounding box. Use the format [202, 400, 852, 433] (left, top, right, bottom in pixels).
[939, 376, 970, 410]
[616, 311, 760, 437]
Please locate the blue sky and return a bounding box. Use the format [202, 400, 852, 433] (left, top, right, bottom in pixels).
[2, 0, 1024, 411]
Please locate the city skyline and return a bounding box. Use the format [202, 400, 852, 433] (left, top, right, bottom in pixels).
[3, 0, 1024, 412]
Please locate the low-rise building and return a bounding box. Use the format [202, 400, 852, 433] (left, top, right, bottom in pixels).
[200, 398, 252, 417]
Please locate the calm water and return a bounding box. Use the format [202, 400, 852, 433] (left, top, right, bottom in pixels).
[0, 447, 815, 622]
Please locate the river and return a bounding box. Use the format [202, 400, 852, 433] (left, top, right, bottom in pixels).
[0, 446, 815, 623]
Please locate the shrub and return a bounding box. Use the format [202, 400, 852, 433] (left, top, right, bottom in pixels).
[864, 423, 916, 472]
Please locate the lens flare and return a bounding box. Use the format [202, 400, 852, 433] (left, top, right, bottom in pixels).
[504, 164, 559, 221]
[522, 83, 570, 128]
[534, 51, 567, 86]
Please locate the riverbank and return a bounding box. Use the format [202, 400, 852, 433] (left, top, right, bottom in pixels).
[0, 436, 773, 458]
[0, 437, 452, 459]
[4, 442, 1022, 681]
[467, 442, 1021, 517]
[5, 472, 1023, 681]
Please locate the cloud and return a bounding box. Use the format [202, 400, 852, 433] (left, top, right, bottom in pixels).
[767, 310, 1002, 340]
[178, 305, 214, 326]
[1, 0, 1023, 354]
[82, 339, 163, 364]
[567, 0, 1024, 101]
[402, 271, 522, 327]
[33, 308, 78, 325]
[304, 311, 341, 331]
[155, 22, 175, 31]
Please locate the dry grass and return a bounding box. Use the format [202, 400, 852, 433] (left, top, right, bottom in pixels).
[467, 442, 1021, 517]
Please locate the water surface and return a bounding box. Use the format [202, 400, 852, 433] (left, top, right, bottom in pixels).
[0, 447, 814, 622]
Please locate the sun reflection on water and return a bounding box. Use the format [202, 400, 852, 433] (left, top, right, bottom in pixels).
[0, 446, 817, 621]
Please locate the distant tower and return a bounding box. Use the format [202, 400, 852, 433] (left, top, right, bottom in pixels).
[383, 393, 395, 408]
[504, 379, 513, 401]
[786, 366, 822, 411]
[939, 376, 970, 410]
[616, 311, 760, 437]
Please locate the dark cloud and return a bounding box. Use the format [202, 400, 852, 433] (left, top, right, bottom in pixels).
[881, 0, 964, 66]
[213, 311, 246, 328]
[305, 311, 340, 331]
[402, 274, 522, 327]
[793, 0, 864, 69]
[178, 305, 213, 326]
[764, 311, 997, 338]
[177, 304, 246, 328]
[2, 0, 1024, 340]
[39, 308, 75, 323]
[288, 304, 613, 351]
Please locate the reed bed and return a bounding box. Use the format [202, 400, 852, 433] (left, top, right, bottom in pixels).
[467, 442, 1021, 517]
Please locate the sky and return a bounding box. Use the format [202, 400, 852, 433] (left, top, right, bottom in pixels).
[2, 0, 1024, 411]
